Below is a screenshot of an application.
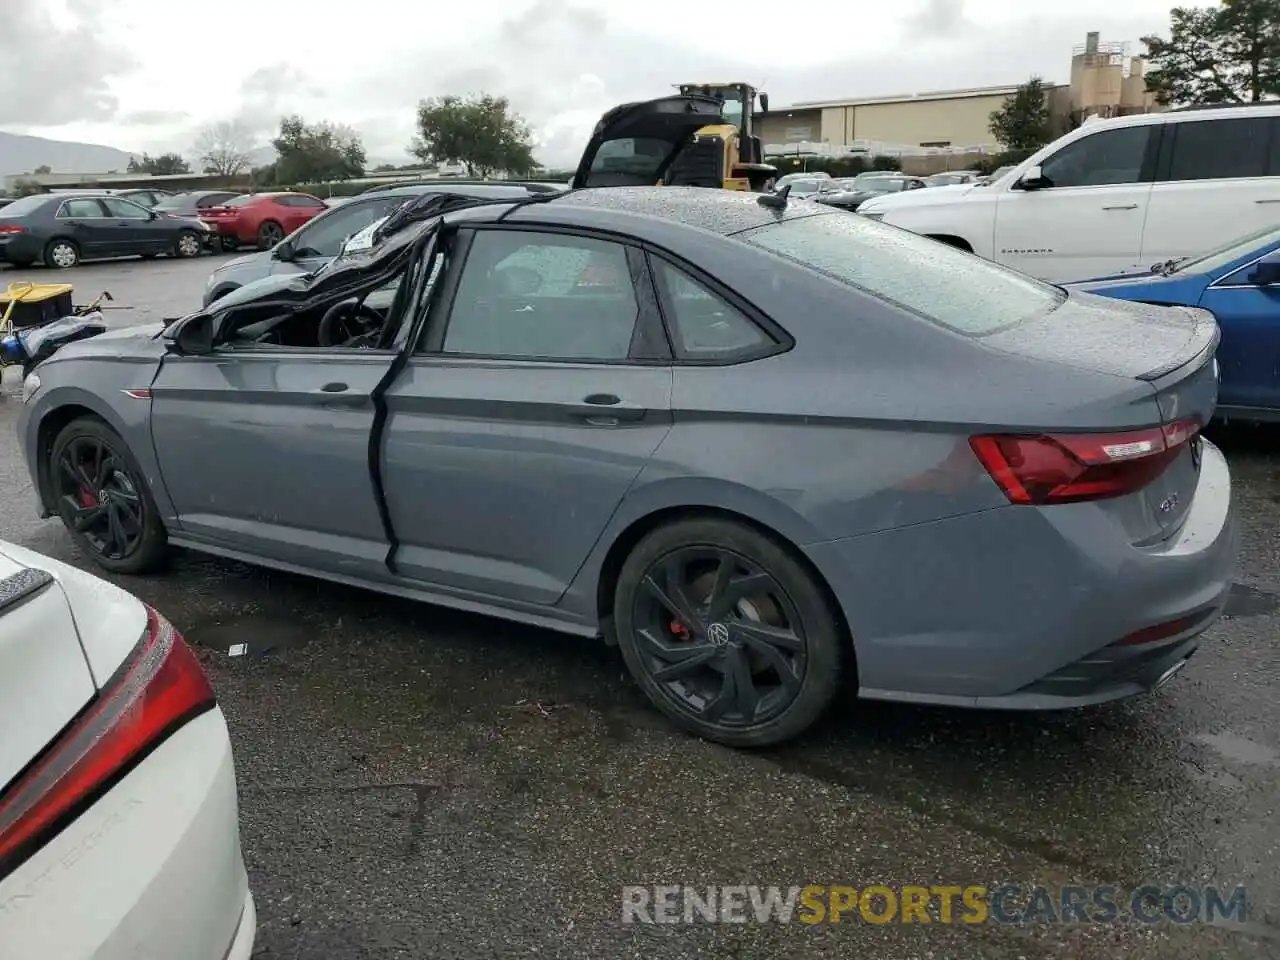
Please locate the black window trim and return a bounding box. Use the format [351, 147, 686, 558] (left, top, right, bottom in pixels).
[1153, 114, 1277, 183]
[644, 248, 791, 366]
[416, 222, 671, 366]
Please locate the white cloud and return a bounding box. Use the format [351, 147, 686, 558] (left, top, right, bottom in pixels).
[0, 0, 1177, 169]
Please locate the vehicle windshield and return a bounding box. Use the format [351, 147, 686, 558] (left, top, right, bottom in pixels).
[859, 177, 907, 192]
[742, 211, 1065, 336]
[1168, 222, 1280, 275]
[0, 195, 50, 217]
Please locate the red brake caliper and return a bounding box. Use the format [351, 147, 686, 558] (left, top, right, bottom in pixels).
[669, 620, 691, 641]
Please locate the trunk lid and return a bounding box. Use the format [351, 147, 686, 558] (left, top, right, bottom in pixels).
[0, 560, 96, 794]
[981, 291, 1219, 543]
[571, 94, 727, 189]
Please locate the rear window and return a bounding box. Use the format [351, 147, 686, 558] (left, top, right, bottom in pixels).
[0, 195, 51, 217]
[741, 213, 1064, 335]
[224, 195, 256, 207]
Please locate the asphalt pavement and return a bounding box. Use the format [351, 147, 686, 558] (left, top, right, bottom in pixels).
[1, 255, 1278, 959]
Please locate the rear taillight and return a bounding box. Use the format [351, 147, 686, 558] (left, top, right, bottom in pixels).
[0, 225, 26, 235]
[970, 418, 1201, 505]
[0, 606, 214, 878]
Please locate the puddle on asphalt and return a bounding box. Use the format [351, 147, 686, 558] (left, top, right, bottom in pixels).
[1223, 582, 1279, 619]
[183, 614, 315, 657]
[1195, 731, 1280, 767]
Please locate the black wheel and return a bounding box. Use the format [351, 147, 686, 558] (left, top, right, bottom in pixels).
[220, 236, 239, 252]
[50, 418, 168, 574]
[614, 518, 844, 747]
[174, 230, 202, 259]
[43, 239, 79, 269]
[257, 221, 284, 250]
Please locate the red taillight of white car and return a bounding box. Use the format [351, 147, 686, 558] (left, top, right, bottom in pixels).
[0, 606, 215, 878]
[970, 418, 1201, 505]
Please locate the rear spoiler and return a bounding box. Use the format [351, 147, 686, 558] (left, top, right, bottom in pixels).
[1137, 306, 1219, 381]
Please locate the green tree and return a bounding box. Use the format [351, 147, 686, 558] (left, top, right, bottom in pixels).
[409, 94, 536, 177]
[127, 152, 191, 175]
[1143, 0, 1280, 105]
[988, 76, 1053, 152]
[272, 116, 366, 184]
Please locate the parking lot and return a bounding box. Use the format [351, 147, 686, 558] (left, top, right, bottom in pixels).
[2, 254, 1279, 958]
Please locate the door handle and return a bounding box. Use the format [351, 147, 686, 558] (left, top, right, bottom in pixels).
[569, 398, 647, 424]
[1255, 198, 1280, 204]
[1102, 204, 1138, 211]
[320, 381, 348, 392]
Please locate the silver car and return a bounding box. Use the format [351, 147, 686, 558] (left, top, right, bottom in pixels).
[17, 97, 1236, 748]
[202, 182, 562, 307]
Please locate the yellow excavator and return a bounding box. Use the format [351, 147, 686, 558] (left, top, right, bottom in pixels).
[571, 83, 779, 193]
[667, 83, 778, 192]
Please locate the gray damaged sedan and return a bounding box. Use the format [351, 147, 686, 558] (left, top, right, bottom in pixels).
[16, 101, 1236, 748]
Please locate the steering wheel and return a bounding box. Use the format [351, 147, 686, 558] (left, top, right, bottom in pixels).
[318, 298, 383, 347]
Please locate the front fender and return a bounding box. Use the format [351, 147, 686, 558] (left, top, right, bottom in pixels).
[21, 372, 174, 522]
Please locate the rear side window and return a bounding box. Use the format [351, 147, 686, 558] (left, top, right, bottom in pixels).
[742, 213, 1064, 336]
[58, 199, 106, 219]
[651, 259, 769, 359]
[1162, 116, 1272, 181]
[198, 193, 239, 208]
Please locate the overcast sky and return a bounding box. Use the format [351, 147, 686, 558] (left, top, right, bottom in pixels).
[3, 0, 1178, 168]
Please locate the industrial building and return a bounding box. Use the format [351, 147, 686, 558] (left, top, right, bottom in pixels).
[757, 32, 1158, 170]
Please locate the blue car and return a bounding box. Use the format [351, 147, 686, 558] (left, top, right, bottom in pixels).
[1070, 224, 1280, 420]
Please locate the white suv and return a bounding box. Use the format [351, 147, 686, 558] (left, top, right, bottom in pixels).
[859, 104, 1280, 283]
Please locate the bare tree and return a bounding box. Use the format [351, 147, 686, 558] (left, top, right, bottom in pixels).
[194, 120, 255, 177]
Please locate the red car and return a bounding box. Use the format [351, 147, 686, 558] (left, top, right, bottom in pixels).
[200, 192, 327, 252]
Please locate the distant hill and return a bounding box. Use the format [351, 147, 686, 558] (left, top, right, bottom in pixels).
[0, 131, 135, 179]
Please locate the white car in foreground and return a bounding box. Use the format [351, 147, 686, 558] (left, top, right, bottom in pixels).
[0, 540, 255, 960]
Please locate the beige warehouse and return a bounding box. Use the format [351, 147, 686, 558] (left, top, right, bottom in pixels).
[756, 31, 1157, 154]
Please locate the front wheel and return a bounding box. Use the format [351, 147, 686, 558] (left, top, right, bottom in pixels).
[613, 517, 845, 747]
[49, 418, 169, 574]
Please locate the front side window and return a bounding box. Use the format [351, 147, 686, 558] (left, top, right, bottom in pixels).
[102, 197, 151, 219]
[442, 230, 639, 360]
[58, 199, 105, 219]
[1164, 116, 1270, 182]
[1038, 125, 1153, 188]
[743, 212, 1064, 336]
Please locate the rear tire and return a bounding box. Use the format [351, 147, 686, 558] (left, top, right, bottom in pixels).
[49, 418, 168, 574]
[613, 517, 844, 748]
[257, 220, 284, 250]
[43, 239, 79, 269]
[220, 236, 239, 252]
[174, 230, 202, 259]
